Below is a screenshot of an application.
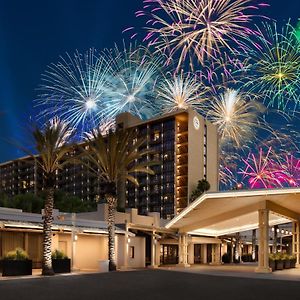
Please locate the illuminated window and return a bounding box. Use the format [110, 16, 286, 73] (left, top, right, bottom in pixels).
[154, 131, 160, 141]
[130, 246, 135, 259]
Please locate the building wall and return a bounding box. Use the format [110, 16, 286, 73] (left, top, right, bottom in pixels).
[206, 122, 219, 192]
[187, 109, 204, 202]
[0, 109, 220, 219]
[75, 234, 108, 270]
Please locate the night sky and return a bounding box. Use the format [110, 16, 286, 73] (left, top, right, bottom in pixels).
[0, 0, 299, 162]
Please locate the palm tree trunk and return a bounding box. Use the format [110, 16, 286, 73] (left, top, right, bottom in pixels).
[42, 187, 55, 275]
[107, 195, 117, 271]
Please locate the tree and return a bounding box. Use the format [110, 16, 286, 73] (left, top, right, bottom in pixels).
[82, 128, 156, 271]
[190, 179, 210, 202]
[53, 191, 97, 212]
[32, 118, 74, 275]
[11, 193, 44, 213]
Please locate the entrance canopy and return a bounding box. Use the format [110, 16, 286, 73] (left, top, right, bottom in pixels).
[166, 188, 300, 236]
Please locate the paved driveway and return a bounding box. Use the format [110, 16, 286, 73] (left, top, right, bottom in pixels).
[0, 269, 299, 300]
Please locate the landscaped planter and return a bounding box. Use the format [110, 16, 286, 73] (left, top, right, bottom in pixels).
[283, 260, 291, 269]
[276, 260, 284, 270]
[269, 260, 276, 272]
[2, 260, 32, 276]
[52, 259, 71, 274]
[290, 259, 296, 268]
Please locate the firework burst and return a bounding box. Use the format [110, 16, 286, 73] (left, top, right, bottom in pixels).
[157, 72, 207, 113]
[135, 0, 266, 71]
[239, 147, 283, 189]
[241, 22, 300, 111]
[102, 43, 163, 120]
[203, 88, 265, 148]
[36, 49, 112, 133]
[277, 155, 300, 187]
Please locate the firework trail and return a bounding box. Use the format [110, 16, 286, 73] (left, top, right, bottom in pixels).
[240, 21, 300, 111]
[101, 43, 163, 120]
[36, 49, 112, 133]
[203, 88, 265, 148]
[239, 147, 283, 189]
[157, 72, 208, 113]
[132, 0, 267, 72]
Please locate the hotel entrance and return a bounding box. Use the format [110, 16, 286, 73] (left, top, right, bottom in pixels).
[160, 245, 178, 265]
[194, 244, 213, 264]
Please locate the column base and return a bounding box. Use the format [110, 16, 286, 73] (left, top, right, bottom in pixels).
[148, 265, 159, 269]
[176, 263, 190, 268]
[209, 262, 222, 266]
[255, 267, 272, 273]
[71, 268, 80, 272]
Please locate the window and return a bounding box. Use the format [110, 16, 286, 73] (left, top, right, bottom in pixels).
[130, 246, 135, 258]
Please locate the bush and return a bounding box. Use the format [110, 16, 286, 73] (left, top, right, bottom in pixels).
[52, 249, 68, 259]
[222, 253, 231, 263]
[4, 248, 29, 260]
[241, 254, 253, 262]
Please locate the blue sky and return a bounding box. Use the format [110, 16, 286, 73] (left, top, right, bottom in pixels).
[0, 0, 299, 162]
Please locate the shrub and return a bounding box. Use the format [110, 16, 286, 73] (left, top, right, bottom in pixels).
[241, 254, 253, 262]
[4, 248, 29, 260]
[222, 253, 231, 263]
[52, 249, 68, 259]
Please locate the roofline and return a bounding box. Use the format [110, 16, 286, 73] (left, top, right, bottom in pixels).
[165, 187, 300, 229]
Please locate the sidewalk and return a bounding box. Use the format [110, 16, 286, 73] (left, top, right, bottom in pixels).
[0, 269, 100, 281]
[161, 263, 300, 282]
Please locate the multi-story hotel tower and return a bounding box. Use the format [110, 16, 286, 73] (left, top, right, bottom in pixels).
[0, 109, 219, 219]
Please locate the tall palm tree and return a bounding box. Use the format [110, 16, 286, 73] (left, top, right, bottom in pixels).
[83, 128, 156, 271]
[32, 117, 74, 275]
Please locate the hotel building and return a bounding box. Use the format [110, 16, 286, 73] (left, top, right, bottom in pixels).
[0, 109, 219, 219]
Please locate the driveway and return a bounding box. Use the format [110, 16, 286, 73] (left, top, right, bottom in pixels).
[0, 269, 299, 300]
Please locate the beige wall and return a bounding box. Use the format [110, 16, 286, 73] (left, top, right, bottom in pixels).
[75, 234, 108, 270]
[187, 109, 219, 202]
[188, 109, 204, 202]
[116, 235, 146, 268]
[206, 122, 219, 191]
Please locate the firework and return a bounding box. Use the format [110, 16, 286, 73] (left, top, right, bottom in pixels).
[136, 0, 266, 71]
[239, 147, 283, 189]
[277, 155, 300, 187]
[157, 72, 207, 113]
[241, 22, 300, 111]
[36, 49, 112, 133]
[101, 43, 163, 120]
[203, 88, 265, 148]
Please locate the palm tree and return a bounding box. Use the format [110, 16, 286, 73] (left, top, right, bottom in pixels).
[82, 127, 156, 271]
[32, 117, 74, 275]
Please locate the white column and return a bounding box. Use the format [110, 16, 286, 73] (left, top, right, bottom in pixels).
[188, 243, 194, 265]
[212, 244, 221, 265]
[292, 221, 300, 265]
[71, 213, 78, 271]
[120, 220, 129, 270]
[177, 233, 190, 267]
[149, 231, 158, 268]
[202, 244, 207, 264]
[255, 209, 271, 273]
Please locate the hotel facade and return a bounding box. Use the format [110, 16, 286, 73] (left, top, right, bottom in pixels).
[0, 109, 219, 219]
[0, 109, 300, 274]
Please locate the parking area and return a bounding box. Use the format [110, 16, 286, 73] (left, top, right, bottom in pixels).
[0, 269, 300, 300]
